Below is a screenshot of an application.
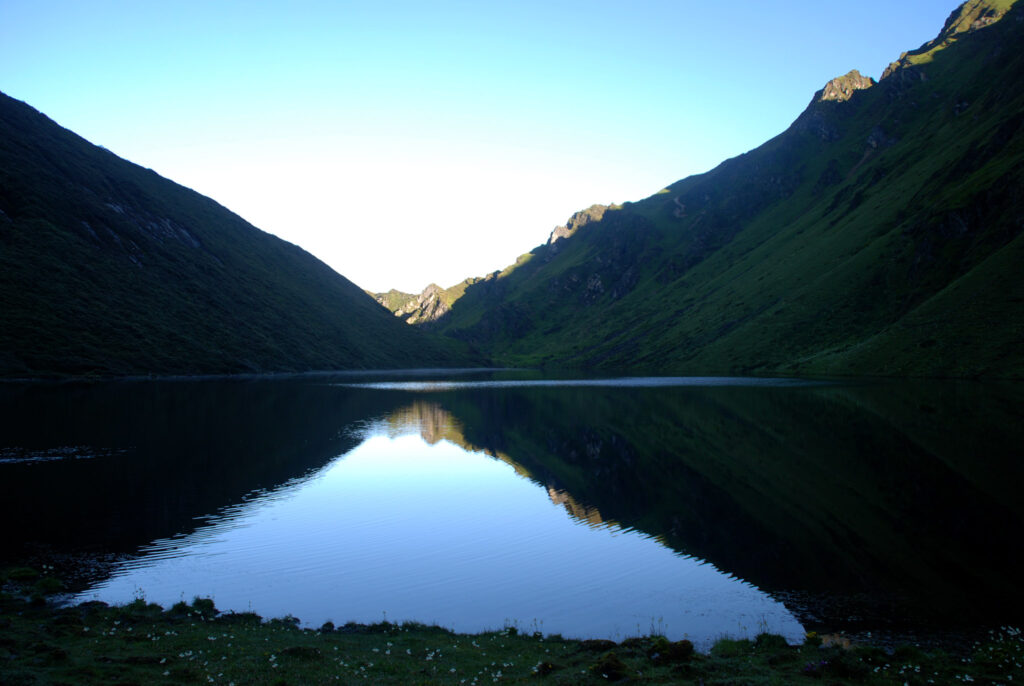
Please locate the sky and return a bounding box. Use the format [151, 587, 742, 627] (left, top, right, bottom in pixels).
[0, 1, 959, 293]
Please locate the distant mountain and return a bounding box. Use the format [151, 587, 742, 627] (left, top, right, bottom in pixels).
[373, 283, 461, 325]
[374, 204, 619, 326]
[0, 93, 474, 377]
[391, 0, 1024, 378]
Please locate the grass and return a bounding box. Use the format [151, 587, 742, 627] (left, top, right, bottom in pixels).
[0, 92, 479, 379]
[3, 570, 1022, 685]
[410, 1, 1024, 379]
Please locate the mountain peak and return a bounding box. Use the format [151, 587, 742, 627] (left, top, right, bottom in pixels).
[547, 204, 614, 245]
[816, 69, 876, 103]
[934, 0, 1010, 39]
[374, 282, 456, 325]
[881, 0, 1014, 79]
[417, 0, 1024, 378]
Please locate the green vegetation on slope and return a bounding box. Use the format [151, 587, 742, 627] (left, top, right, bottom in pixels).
[410, 0, 1024, 377]
[0, 93, 476, 378]
[376, 204, 618, 327]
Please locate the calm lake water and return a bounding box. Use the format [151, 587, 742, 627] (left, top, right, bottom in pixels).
[1, 371, 1021, 648]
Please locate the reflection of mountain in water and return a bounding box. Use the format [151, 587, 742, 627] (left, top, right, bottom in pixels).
[385, 400, 611, 530]
[2, 375, 1021, 639]
[385, 401, 461, 445]
[546, 487, 604, 528]
[0, 379, 406, 563]
[418, 381, 1024, 635]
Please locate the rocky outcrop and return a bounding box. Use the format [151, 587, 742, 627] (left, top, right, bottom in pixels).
[376, 204, 620, 327]
[817, 69, 875, 103]
[547, 204, 613, 246]
[374, 283, 453, 324]
[881, 0, 1010, 80]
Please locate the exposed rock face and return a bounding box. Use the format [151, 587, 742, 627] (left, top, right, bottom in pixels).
[408, 284, 450, 324]
[881, 0, 1010, 80]
[795, 69, 876, 143]
[547, 204, 612, 246]
[374, 283, 451, 324]
[817, 69, 876, 103]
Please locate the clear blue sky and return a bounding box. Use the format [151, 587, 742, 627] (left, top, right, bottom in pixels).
[1, 1, 958, 293]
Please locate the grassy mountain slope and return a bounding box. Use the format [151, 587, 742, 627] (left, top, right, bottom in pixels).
[428, 0, 1024, 377]
[0, 92, 474, 377]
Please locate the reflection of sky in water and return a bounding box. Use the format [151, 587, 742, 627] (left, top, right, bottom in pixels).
[80, 427, 805, 647]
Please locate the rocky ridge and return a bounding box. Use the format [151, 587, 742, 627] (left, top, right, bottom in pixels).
[412, 0, 1024, 377]
[881, 0, 1013, 78]
[375, 283, 452, 324]
[817, 70, 876, 103]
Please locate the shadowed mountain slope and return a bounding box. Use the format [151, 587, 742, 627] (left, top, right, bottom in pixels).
[421, 0, 1024, 377]
[0, 93, 475, 377]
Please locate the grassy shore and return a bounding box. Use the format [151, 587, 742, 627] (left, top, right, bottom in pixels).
[2, 568, 1022, 685]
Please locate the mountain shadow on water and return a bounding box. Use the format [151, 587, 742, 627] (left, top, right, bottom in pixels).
[428, 380, 1024, 635]
[0, 379, 415, 562]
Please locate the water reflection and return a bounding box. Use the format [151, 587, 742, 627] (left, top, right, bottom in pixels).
[376, 400, 616, 532]
[1, 374, 1021, 643]
[78, 404, 804, 645]
[0, 379, 402, 557]
[420, 379, 1024, 636]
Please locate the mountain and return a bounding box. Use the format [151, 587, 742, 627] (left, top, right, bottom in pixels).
[0, 92, 475, 378]
[373, 282, 466, 325]
[399, 0, 1024, 378]
[375, 204, 621, 326]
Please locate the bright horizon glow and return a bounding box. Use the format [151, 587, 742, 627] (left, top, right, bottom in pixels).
[1, 1, 958, 293]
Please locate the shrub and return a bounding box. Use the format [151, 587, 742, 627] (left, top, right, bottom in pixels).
[7, 567, 39, 581]
[190, 597, 217, 619]
[711, 637, 753, 658]
[34, 577, 65, 595]
[755, 633, 790, 652]
[589, 651, 628, 681]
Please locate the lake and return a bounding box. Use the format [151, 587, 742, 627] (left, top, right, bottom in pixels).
[1, 371, 1021, 649]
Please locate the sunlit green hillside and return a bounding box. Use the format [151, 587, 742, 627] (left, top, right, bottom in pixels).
[424, 0, 1024, 377]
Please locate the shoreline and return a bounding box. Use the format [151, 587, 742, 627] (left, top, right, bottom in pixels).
[2, 571, 1021, 685]
[3, 365, 1022, 385]
[6, 549, 1011, 657]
